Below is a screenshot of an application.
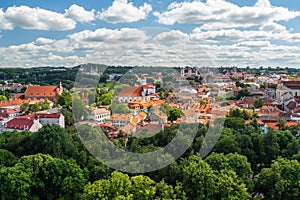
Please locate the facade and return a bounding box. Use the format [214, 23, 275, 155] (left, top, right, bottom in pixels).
[19, 113, 65, 128]
[257, 106, 283, 121]
[25, 82, 63, 103]
[3, 118, 42, 132]
[180, 67, 199, 77]
[117, 86, 152, 103]
[88, 108, 111, 122]
[276, 81, 300, 101]
[109, 113, 133, 128]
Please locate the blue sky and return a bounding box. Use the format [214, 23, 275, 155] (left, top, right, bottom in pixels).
[1, 0, 300, 67]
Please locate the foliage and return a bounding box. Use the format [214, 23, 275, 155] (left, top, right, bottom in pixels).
[167, 108, 182, 122]
[255, 158, 300, 200]
[110, 100, 130, 114]
[253, 98, 264, 108]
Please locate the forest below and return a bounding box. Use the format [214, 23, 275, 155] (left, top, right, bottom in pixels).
[1, 110, 300, 199]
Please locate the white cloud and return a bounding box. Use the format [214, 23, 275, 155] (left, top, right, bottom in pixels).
[2, 27, 300, 68]
[0, 8, 13, 29]
[154, 0, 300, 30]
[237, 41, 270, 47]
[190, 28, 270, 42]
[2, 5, 76, 30]
[35, 37, 55, 45]
[154, 30, 189, 44]
[65, 4, 95, 23]
[68, 28, 149, 43]
[98, 0, 152, 24]
[259, 22, 287, 33]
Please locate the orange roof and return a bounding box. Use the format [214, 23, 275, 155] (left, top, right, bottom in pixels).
[110, 113, 132, 121]
[131, 117, 139, 125]
[286, 121, 299, 127]
[0, 98, 53, 108]
[150, 100, 165, 105]
[25, 86, 58, 97]
[137, 112, 147, 118]
[265, 122, 279, 130]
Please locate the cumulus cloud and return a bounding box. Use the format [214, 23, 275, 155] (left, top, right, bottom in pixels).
[68, 28, 149, 43]
[154, 30, 189, 44]
[98, 0, 152, 24]
[154, 0, 300, 30]
[0, 8, 13, 29]
[190, 28, 270, 42]
[35, 37, 55, 45]
[237, 41, 270, 47]
[2, 5, 76, 30]
[0, 4, 95, 30]
[64, 4, 95, 23]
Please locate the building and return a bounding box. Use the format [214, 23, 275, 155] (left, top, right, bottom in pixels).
[25, 82, 63, 103]
[117, 85, 155, 103]
[19, 113, 65, 128]
[109, 113, 133, 128]
[3, 118, 42, 132]
[88, 108, 111, 122]
[180, 67, 199, 77]
[257, 106, 283, 122]
[0, 94, 53, 109]
[0, 108, 20, 122]
[276, 81, 300, 101]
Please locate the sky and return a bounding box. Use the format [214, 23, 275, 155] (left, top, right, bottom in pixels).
[1, 0, 300, 68]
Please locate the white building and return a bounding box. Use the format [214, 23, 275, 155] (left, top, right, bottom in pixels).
[88, 108, 110, 122]
[276, 81, 300, 101]
[36, 113, 65, 128]
[109, 113, 133, 128]
[2, 118, 42, 133]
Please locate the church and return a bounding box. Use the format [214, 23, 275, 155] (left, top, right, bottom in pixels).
[24, 82, 63, 103]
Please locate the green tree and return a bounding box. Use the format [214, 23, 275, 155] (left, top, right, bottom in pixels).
[0, 165, 32, 200]
[28, 103, 40, 113]
[255, 158, 300, 200]
[20, 103, 30, 114]
[72, 97, 88, 121]
[0, 95, 7, 100]
[253, 98, 264, 108]
[0, 149, 18, 167]
[206, 153, 253, 190]
[168, 108, 182, 122]
[110, 100, 130, 114]
[214, 169, 250, 199]
[277, 118, 286, 130]
[30, 125, 79, 159]
[18, 154, 87, 199]
[262, 130, 280, 166]
[58, 91, 72, 107]
[40, 101, 50, 110]
[180, 156, 217, 199]
[98, 91, 113, 106]
[61, 108, 75, 126]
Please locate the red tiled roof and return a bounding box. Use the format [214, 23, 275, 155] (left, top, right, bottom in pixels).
[142, 84, 154, 89]
[25, 86, 58, 97]
[118, 86, 142, 97]
[20, 113, 61, 120]
[6, 118, 34, 130]
[95, 123, 118, 131]
[282, 81, 300, 90]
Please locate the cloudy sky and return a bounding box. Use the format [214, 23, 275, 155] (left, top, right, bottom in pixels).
[1, 0, 300, 68]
